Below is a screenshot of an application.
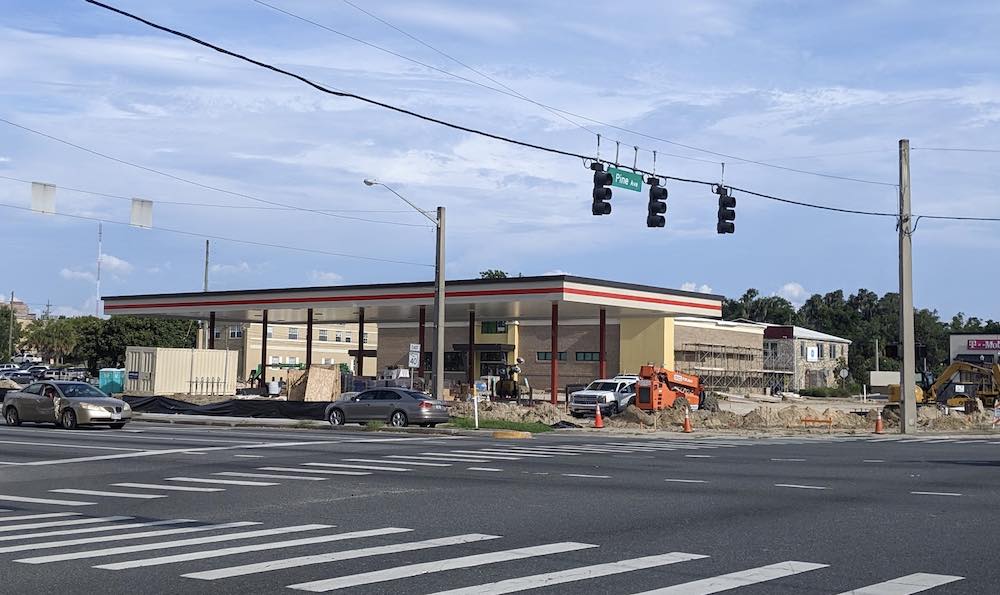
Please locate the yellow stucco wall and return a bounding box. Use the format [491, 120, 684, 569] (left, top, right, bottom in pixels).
[619, 317, 675, 374]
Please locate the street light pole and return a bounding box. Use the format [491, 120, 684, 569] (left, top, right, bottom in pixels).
[364, 179, 446, 399]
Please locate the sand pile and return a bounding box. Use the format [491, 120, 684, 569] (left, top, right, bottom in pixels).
[448, 401, 564, 425]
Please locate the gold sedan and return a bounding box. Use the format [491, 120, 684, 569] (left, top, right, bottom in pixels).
[3, 381, 132, 429]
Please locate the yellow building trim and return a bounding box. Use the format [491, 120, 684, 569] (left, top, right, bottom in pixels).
[619, 317, 675, 374]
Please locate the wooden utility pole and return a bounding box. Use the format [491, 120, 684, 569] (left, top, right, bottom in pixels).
[898, 139, 917, 433]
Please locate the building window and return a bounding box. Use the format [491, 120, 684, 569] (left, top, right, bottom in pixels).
[318, 330, 328, 342]
[266, 326, 274, 339]
[480, 321, 508, 334]
[800, 343, 806, 358]
[764, 341, 778, 359]
[537, 351, 567, 362]
[363, 332, 369, 344]
[345, 333, 352, 343]
[287, 356, 299, 365]
[334, 331, 342, 342]
[288, 327, 299, 340]
[269, 356, 281, 365]
[443, 352, 466, 372]
[818, 343, 825, 359]
[830, 344, 837, 359]
[229, 326, 243, 339]
[213, 329, 221, 339]
[575, 352, 600, 362]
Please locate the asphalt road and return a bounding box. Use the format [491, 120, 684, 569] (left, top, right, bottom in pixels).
[0, 421, 997, 594]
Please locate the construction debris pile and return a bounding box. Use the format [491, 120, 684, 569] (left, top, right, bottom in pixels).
[449, 401, 565, 425]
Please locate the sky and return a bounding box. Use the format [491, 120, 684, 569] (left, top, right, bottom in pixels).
[1, 0, 1000, 320]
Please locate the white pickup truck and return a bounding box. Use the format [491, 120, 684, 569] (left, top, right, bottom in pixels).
[568, 376, 638, 417]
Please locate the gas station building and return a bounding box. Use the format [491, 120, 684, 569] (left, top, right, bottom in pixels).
[103, 275, 724, 400]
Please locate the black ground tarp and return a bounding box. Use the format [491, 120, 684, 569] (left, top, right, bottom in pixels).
[123, 396, 330, 420]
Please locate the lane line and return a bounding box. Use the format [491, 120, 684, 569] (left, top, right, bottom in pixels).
[287, 541, 598, 592]
[440, 451, 522, 461]
[0, 513, 81, 522]
[0, 519, 194, 542]
[910, 491, 962, 497]
[629, 560, 829, 594]
[234, 454, 265, 458]
[213, 472, 328, 481]
[94, 527, 412, 570]
[388, 455, 491, 463]
[14, 439, 341, 467]
[468, 449, 553, 458]
[166, 477, 279, 486]
[113, 483, 224, 493]
[562, 473, 611, 479]
[770, 458, 806, 462]
[0, 439, 144, 452]
[684, 455, 713, 459]
[468, 467, 502, 472]
[16, 523, 329, 564]
[0, 515, 132, 533]
[184, 533, 501, 581]
[863, 460, 885, 463]
[341, 458, 450, 467]
[0, 495, 95, 506]
[0, 521, 253, 554]
[302, 463, 411, 472]
[257, 467, 370, 477]
[428, 551, 709, 595]
[50, 489, 166, 500]
[664, 479, 707, 484]
[775, 484, 828, 490]
[835, 572, 964, 594]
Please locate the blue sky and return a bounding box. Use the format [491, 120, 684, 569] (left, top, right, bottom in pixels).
[2, 0, 1000, 319]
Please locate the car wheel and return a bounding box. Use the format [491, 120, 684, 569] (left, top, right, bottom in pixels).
[389, 410, 408, 428]
[610, 402, 620, 416]
[327, 408, 345, 427]
[109, 423, 126, 429]
[61, 409, 78, 430]
[4, 407, 20, 427]
[672, 396, 690, 411]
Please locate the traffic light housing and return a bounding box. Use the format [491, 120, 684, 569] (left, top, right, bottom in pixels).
[591, 162, 612, 215]
[646, 177, 667, 228]
[715, 185, 735, 234]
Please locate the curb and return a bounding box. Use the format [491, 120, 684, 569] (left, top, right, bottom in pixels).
[132, 413, 486, 437]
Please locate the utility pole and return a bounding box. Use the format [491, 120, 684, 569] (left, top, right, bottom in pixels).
[43, 300, 52, 321]
[197, 240, 210, 349]
[96, 223, 103, 317]
[898, 139, 917, 433]
[433, 206, 446, 401]
[7, 290, 14, 361]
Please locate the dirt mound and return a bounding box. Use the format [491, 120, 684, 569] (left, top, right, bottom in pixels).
[448, 401, 564, 425]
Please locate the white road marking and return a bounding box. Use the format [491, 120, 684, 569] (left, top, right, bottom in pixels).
[184, 533, 501, 581]
[428, 552, 709, 595]
[910, 491, 962, 497]
[0, 519, 194, 542]
[562, 474, 611, 479]
[257, 467, 370, 477]
[0, 439, 143, 452]
[775, 484, 828, 490]
[0, 513, 80, 522]
[630, 560, 829, 594]
[389, 455, 491, 463]
[770, 458, 806, 462]
[94, 527, 412, 570]
[441, 451, 522, 461]
[287, 541, 598, 592]
[0, 521, 253, 554]
[50, 489, 166, 500]
[0, 515, 132, 533]
[16, 523, 328, 564]
[863, 460, 885, 463]
[166, 477, 279, 486]
[500, 448, 579, 456]
[0, 495, 95, 506]
[468, 467, 502, 472]
[214, 472, 328, 481]
[303, 462, 411, 472]
[234, 454, 264, 458]
[182, 451, 206, 456]
[113, 483, 224, 493]
[15, 440, 341, 467]
[664, 479, 708, 484]
[684, 454, 713, 458]
[342, 458, 451, 467]
[469, 449, 553, 458]
[835, 572, 964, 594]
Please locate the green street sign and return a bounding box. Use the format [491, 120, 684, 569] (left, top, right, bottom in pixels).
[609, 167, 642, 192]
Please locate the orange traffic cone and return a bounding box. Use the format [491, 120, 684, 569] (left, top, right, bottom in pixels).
[874, 412, 884, 435]
[594, 403, 604, 429]
[682, 405, 693, 433]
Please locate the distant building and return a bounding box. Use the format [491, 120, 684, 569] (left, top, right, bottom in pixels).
[949, 333, 1000, 366]
[762, 326, 851, 390]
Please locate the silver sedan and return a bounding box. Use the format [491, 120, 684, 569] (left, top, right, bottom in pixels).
[3, 381, 132, 430]
[326, 387, 449, 428]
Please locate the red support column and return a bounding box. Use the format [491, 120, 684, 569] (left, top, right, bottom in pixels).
[418, 306, 426, 379]
[467, 310, 476, 387]
[357, 307, 365, 376]
[208, 312, 216, 350]
[550, 302, 559, 405]
[599, 308, 607, 379]
[259, 310, 268, 389]
[305, 308, 314, 369]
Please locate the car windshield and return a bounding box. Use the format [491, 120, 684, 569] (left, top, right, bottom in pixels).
[58, 384, 108, 399]
[586, 382, 619, 392]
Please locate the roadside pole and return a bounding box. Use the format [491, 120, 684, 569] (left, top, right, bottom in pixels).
[433, 207, 446, 401]
[898, 139, 917, 433]
[6, 290, 13, 360]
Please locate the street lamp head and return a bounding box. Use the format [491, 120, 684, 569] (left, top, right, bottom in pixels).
[363, 178, 378, 187]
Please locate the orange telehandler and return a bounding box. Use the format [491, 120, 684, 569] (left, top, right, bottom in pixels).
[635, 365, 702, 411]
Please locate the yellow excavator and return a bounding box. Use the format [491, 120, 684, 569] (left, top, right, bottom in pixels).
[887, 361, 1000, 413]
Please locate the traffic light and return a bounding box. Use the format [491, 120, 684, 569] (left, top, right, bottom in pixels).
[646, 177, 667, 228]
[591, 162, 612, 215]
[715, 185, 735, 234]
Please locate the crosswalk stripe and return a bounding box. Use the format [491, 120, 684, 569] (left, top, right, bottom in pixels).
[0, 513, 81, 522]
[469, 449, 553, 458]
[629, 561, 829, 594]
[286, 541, 599, 592]
[0, 515, 132, 533]
[183, 533, 502, 581]
[214, 472, 328, 481]
[563, 474, 611, 479]
[50, 489, 166, 500]
[389, 455, 491, 463]
[499, 448, 579, 456]
[342, 458, 451, 467]
[94, 527, 412, 570]
[112, 483, 224, 493]
[428, 551, 709, 595]
[835, 572, 964, 594]
[166, 477, 280, 486]
[0, 520, 236, 554]
[0, 495, 96, 506]
[468, 467, 502, 472]
[442, 451, 523, 460]
[16, 523, 329, 564]
[0, 519, 195, 543]
[303, 463, 411, 472]
[258, 467, 371, 476]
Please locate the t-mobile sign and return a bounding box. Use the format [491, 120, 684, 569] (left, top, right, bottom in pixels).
[967, 339, 1000, 350]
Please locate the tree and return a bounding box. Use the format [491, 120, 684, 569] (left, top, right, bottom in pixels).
[97, 316, 197, 367]
[479, 269, 509, 279]
[723, 289, 797, 325]
[0, 306, 21, 363]
[23, 319, 79, 365]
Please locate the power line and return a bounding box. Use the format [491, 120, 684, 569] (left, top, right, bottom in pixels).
[912, 146, 1000, 154]
[0, 200, 434, 267]
[0, 118, 429, 228]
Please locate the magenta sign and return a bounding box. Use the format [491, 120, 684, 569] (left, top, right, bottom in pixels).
[967, 339, 1000, 350]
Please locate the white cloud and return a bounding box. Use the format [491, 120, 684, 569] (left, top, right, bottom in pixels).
[681, 282, 714, 294]
[99, 252, 132, 274]
[310, 270, 343, 284]
[0, 156, 10, 163]
[60, 268, 96, 283]
[210, 261, 252, 275]
[776, 282, 808, 306]
[543, 269, 571, 276]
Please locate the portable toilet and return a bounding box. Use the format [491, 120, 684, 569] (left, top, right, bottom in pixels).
[98, 368, 126, 395]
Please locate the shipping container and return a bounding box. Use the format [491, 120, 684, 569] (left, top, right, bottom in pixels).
[124, 347, 238, 397]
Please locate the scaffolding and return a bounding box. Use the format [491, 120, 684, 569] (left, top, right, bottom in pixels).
[676, 342, 794, 394]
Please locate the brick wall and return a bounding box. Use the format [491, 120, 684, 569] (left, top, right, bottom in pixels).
[517, 323, 620, 390]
